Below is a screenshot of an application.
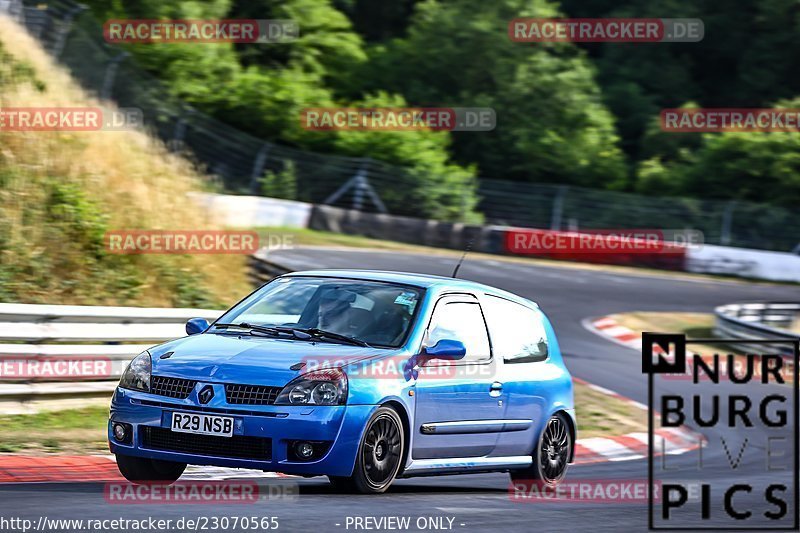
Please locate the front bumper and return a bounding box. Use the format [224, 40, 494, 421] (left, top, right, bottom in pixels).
[108, 387, 375, 477]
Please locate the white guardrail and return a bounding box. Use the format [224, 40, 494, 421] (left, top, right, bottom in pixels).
[0, 303, 222, 413]
[714, 303, 800, 358]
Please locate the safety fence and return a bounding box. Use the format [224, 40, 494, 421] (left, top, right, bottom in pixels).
[0, 303, 221, 412]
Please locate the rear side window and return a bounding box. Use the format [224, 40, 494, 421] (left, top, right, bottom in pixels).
[483, 295, 548, 364]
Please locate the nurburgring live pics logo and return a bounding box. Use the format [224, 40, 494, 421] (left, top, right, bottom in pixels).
[660, 353, 795, 383]
[643, 333, 799, 530]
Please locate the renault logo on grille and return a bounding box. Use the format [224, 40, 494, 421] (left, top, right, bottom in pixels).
[198, 385, 214, 404]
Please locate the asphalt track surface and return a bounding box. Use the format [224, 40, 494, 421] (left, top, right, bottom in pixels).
[3, 247, 800, 533]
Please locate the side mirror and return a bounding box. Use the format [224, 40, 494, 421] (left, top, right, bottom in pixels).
[423, 339, 466, 360]
[186, 317, 210, 335]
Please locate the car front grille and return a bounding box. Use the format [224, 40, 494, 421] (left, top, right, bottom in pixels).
[150, 376, 197, 399]
[141, 426, 272, 461]
[225, 384, 281, 405]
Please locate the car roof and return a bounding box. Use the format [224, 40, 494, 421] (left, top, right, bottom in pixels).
[283, 269, 537, 307]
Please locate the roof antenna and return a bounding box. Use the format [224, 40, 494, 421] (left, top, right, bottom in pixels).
[451, 237, 474, 278]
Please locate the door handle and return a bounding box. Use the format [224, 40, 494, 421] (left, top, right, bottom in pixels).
[489, 381, 503, 397]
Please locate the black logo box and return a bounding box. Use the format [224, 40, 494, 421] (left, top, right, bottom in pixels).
[643, 333, 800, 531]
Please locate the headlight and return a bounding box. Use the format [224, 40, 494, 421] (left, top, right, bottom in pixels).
[119, 351, 151, 392]
[274, 369, 347, 406]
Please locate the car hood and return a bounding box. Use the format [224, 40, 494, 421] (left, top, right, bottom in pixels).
[149, 333, 404, 387]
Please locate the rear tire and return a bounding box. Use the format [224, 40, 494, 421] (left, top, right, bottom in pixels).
[510, 412, 571, 488]
[116, 454, 186, 485]
[331, 406, 404, 494]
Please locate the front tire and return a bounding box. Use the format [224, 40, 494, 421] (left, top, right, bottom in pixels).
[510, 412, 571, 487]
[330, 406, 404, 494]
[116, 454, 186, 485]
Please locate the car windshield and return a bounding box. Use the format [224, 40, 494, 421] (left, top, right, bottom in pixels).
[212, 277, 423, 348]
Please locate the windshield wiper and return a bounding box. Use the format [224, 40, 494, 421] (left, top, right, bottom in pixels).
[212, 322, 283, 337]
[274, 326, 370, 347]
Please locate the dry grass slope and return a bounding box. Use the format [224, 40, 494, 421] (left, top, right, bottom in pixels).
[0, 17, 250, 307]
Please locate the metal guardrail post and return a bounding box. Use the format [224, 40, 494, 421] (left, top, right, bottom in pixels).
[323, 159, 387, 213]
[169, 109, 193, 153]
[0, 0, 26, 22]
[720, 201, 736, 246]
[353, 170, 366, 211]
[249, 143, 272, 193]
[550, 185, 567, 231]
[100, 51, 128, 100]
[50, 3, 85, 58]
[460, 183, 470, 223]
[359, 174, 387, 213]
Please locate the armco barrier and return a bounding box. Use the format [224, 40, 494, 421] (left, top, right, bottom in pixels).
[308, 205, 690, 269]
[0, 256, 298, 412]
[714, 303, 800, 357]
[307, 204, 799, 280]
[0, 303, 222, 413]
[0, 303, 219, 324]
[308, 205, 506, 254]
[248, 253, 291, 285]
[688, 244, 800, 283]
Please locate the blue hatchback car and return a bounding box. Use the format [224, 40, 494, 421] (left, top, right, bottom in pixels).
[109, 270, 575, 493]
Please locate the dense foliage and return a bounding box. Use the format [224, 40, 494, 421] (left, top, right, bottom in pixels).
[83, 0, 800, 208]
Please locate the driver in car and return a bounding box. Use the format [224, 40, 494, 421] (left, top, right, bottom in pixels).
[317, 288, 359, 334]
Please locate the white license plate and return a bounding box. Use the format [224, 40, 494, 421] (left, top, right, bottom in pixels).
[171, 412, 233, 437]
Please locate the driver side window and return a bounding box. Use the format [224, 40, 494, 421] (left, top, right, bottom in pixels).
[426, 297, 491, 362]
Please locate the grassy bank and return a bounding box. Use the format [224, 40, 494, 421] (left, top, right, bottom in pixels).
[611, 311, 744, 363]
[573, 381, 647, 439]
[0, 406, 109, 454]
[0, 17, 249, 308]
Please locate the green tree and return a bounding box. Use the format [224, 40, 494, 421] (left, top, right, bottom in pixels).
[560, 0, 800, 171]
[327, 93, 480, 222]
[359, 0, 627, 185]
[83, 0, 478, 221]
[333, 0, 420, 42]
[230, 0, 367, 90]
[633, 99, 800, 209]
